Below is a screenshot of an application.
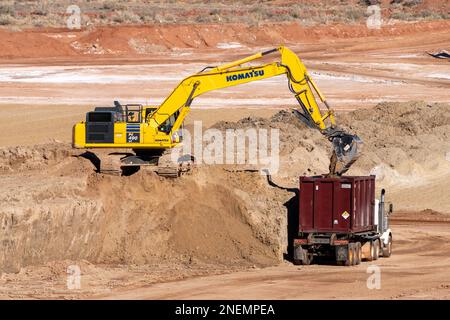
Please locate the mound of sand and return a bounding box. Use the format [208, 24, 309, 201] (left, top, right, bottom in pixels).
[0, 142, 71, 172]
[212, 110, 331, 178]
[212, 101, 450, 183]
[0, 148, 287, 273]
[340, 101, 450, 179]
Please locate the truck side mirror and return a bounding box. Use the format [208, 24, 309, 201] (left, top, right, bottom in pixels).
[389, 203, 393, 214]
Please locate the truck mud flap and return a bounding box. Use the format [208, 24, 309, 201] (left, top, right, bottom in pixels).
[335, 245, 348, 262]
[294, 245, 307, 261]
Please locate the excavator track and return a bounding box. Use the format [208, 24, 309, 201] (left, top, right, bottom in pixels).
[89, 149, 194, 178]
[157, 149, 194, 178]
[98, 153, 124, 175]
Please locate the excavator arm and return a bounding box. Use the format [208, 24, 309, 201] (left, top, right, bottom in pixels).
[150, 47, 334, 131]
[149, 46, 361, 175]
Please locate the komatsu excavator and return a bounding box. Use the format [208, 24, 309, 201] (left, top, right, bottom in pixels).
[72, 46, 362, 177]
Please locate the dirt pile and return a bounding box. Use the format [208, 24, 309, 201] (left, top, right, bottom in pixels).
[0, 142, 71, 172]
[88, 168, 282, 268]
[212, 110, 331, 178]
[0, 146, 286, 273]
[213, 101, 450, 180]
[340, 101, 450, 177]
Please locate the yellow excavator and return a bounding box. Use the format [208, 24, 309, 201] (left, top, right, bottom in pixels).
[73, 46, 362, 177]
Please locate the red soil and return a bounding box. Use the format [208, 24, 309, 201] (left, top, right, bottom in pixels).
[1, 20, 448, 60]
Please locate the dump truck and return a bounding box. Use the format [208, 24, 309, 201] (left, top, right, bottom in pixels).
[293, 175, 393, 266]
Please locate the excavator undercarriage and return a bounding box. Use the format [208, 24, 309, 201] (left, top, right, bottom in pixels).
[89, 149, 194, 178]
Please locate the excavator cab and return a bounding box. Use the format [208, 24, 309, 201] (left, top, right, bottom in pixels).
[144, 106, 158, 119]
[82, 102, 143, 145]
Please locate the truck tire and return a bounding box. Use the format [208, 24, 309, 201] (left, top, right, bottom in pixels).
[361, 241, 372, 261]
[355, 242, 362, 265]
[382, 235, 392, 258]
[345, 243, 355, 266]
[367, 240, 376, 261]
[365, 241, 374, 262]
[372, 239, 380, 260]
[351, 243, 357, 266]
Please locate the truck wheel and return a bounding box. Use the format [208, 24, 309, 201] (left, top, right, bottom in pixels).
[372, 239, 380, 260]
[367, 240, 375, 261]
[345, 243, 355, 266]
[355, 242, 362, 265]
[361, 241, 372, 261]
[382, 235, 392, 258]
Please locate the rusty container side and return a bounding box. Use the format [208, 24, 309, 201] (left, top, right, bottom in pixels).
[299, 176, 376, 234]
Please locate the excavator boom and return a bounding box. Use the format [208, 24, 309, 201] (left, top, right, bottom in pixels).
[150, 47, 335, 131]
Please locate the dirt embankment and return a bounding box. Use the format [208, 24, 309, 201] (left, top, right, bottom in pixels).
[0, 101, 449, 275]
[1, 20, 449, 59]
[0, 144, 287, 273]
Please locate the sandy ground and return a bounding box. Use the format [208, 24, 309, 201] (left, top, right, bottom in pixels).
[98, 220, 450, 300]
[1, 217, 449, 300]
[0, 21, 449, 299]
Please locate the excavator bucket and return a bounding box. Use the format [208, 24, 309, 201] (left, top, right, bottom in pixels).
[325, 128, 363, 176]
[292, 110, 363, 176]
